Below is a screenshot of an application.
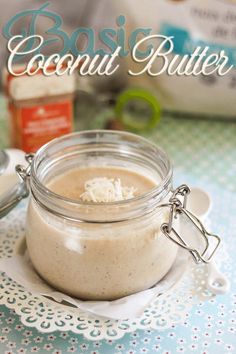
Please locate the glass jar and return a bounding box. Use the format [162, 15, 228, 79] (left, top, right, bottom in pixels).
[26, 130, 177, 300]
[0, 130, 221, 301]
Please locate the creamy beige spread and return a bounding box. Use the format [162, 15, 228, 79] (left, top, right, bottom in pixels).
[26, 166, 178, 300]
[47, 167, 155, 201]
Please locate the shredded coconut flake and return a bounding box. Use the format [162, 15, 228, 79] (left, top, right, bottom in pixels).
[80, 177, 137, 203]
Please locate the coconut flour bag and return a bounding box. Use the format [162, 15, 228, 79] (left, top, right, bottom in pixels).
[118, 0, 236, 118]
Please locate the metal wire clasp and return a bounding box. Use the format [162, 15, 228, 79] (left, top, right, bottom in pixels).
[161, 185, 221, 264]
[15, 153, 34, 183]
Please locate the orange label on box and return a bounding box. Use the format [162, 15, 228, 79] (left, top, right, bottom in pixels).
[12, 100, 73, 153]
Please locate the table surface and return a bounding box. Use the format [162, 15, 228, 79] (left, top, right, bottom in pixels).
[0, 97, 235, 354]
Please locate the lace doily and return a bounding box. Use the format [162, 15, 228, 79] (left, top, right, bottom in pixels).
[0, 203, 214, 340]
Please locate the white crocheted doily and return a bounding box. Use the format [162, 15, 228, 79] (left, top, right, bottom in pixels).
[0, 204, 214, 340]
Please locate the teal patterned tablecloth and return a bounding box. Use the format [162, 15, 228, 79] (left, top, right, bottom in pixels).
[0, 95, 235, 354]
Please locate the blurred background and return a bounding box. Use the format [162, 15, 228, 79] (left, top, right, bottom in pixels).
[0, 0, 236, 152]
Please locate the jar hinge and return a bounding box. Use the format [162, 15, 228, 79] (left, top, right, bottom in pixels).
[0, 153, 35, 219]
